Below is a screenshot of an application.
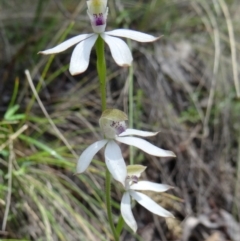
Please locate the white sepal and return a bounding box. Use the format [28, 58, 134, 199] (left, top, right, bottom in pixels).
[39, 34, 93, 55]
[119, 128, 158, 137]
[101, 33, 133, 66]
[115, 136, 176, 157]
[130, 190, 174, 218]
[70, 34, 98, 75]
[130, 181, 173, 192]
[121, 192, 137, 232]
[105, 29, 162, 42]
[104, 141, 127, 185]
[76, 139, 108, 173]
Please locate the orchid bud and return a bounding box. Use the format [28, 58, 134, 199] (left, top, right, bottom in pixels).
[99, 109, 128, 139]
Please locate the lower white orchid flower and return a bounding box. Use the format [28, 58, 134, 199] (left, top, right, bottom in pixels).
[76, 109, 175, 185]
[39, 0, 161, 75]
[121, 165, 174, 232]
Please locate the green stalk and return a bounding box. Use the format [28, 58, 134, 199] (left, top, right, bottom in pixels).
[95, 36, 107, 111]
[116, 215, 124, 236]
[127, 40, 134, 165]
[95, 36, 119, 241]
[105, 169, 118, 241]
[8, 77, 19, 109]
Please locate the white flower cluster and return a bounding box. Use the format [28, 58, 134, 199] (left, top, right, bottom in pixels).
[77, 109, 175, 232]
[39, 0, 176, 233]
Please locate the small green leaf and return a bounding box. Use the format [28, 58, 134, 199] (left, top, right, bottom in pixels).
[4, 104, 20, 120]
[19, 134, 66, 161]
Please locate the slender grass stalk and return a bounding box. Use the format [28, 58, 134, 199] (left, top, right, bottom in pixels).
[25, 70, 78, 158]
[95, 36, 119, 241]
[218, 0, 240, 98]
[8, 77, 19, 109]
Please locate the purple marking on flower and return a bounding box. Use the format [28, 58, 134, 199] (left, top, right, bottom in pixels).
[126, 175, 139, 184]
[117, 125, 126, 135]
[95, 17, 104, 25]
[110, 121, 126, 135]
[93, 13, 104, 26]
[131, 175, 139, 183]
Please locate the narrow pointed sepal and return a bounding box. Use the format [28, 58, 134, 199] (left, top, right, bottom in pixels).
[104, 141, 127, 185]
[119, 128, 159, 137]
[100, 33, 133, 66]
[70, 34, 98, 75]
[76, 139, 108, 173]
[130, 190, 174, 218]
[130, 181, 173, 192]
[121, 192, 137, 232]
[105, 29, 162, 43]
[38, 34, 93, 55]
[116, 136, 176, 157]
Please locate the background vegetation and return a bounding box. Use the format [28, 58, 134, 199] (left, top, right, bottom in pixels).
[1, 0, 240, 240]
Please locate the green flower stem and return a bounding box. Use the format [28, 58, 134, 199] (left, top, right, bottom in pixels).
[95, 36, 119, 241]
[127, 39, 134, 165]
[106, 169, 118, 241]
[116, 215, 124, 236]
[95, 36, 107, 111]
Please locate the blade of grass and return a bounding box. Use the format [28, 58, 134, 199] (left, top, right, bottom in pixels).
[25, 70, 78, 158]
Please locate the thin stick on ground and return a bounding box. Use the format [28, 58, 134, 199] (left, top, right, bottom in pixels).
[218, 0, 240, 98]
[201, 0, 221, 137]
[0, 124, 28, 152]
[25, 69, 78, 159]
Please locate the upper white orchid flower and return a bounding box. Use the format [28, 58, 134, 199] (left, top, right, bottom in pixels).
[76, 109, 175, 185]
[39, 0, 162, 75]
[121, 165, 174, 232]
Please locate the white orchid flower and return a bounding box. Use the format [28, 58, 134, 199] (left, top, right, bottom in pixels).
[121, 165, 174, 232]
[76, 109, 175, 185]
[39, 0, 161, 75]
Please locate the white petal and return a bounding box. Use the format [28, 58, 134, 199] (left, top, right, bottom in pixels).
[100, 33, 133, 66]
[119, 128, 158, 137]
[130, 190, 174, 218]
[115, 136, 176, 157]
[105, 141, 127, 185]
[70, 34, 98, 75]
[39, 34, 94, 55]
[130, 181, 173, 192]
[76, 139, 108, 173]
[121, 192, 137, 232]
[105, 29, 162, 42]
